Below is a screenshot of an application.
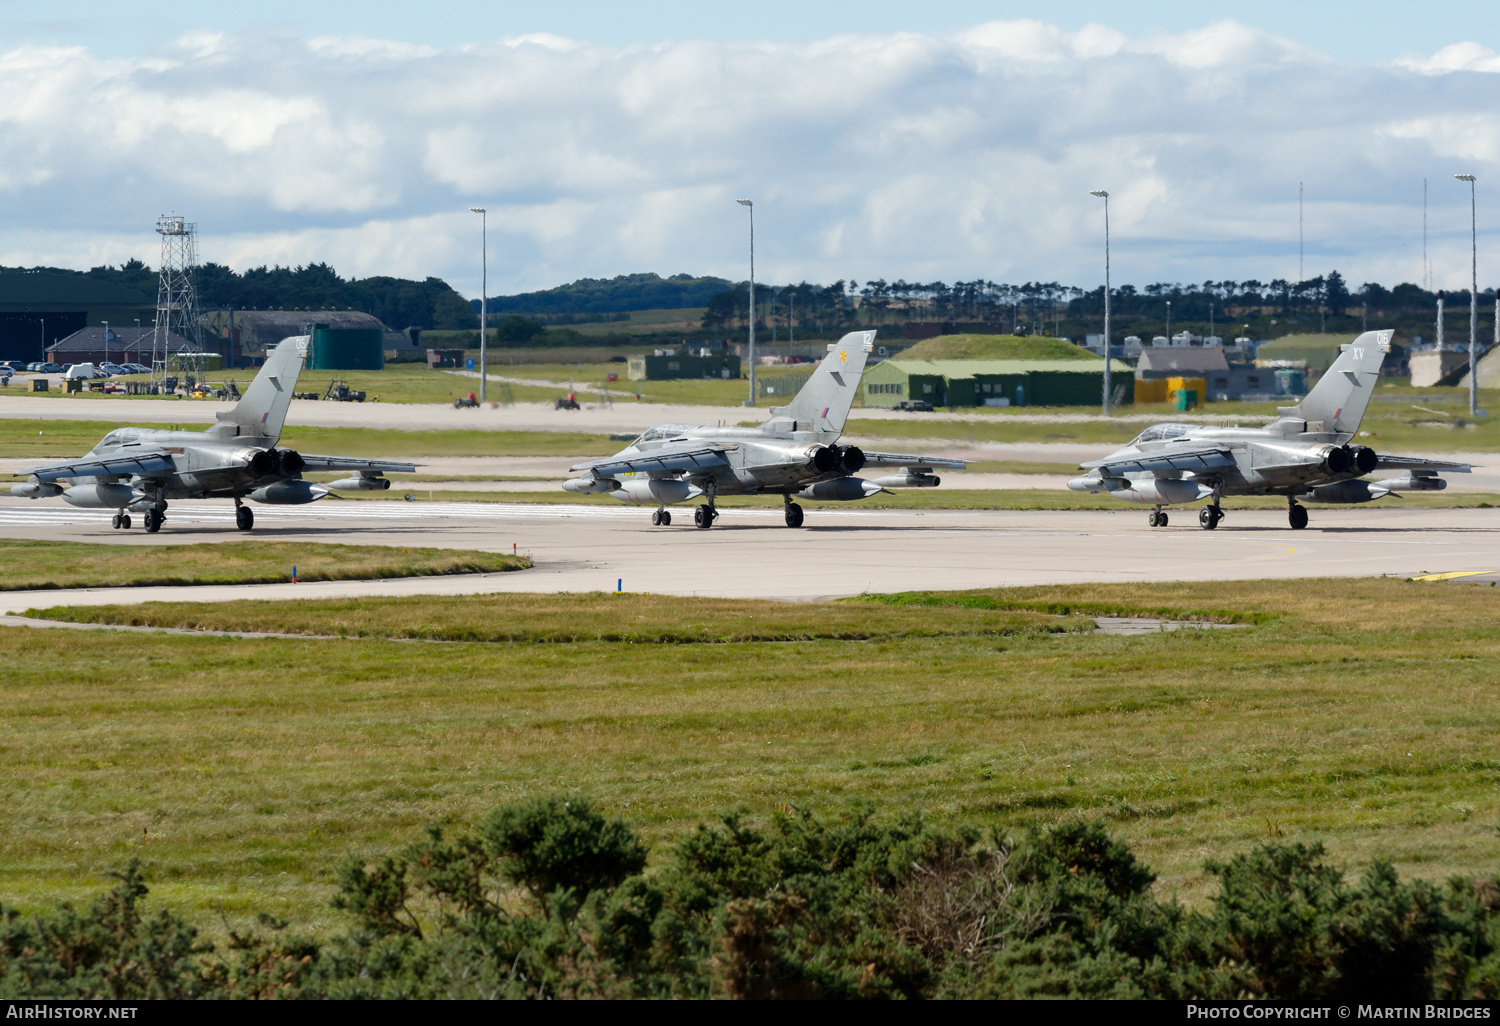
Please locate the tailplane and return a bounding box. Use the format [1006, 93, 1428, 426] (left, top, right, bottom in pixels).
[1272, 329, 1391, 440]
[765, 330, 876, 441]
[205, 335, 310, 442]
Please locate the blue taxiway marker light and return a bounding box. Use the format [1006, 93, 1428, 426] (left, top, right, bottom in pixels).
[292, 565, 297, 583]
[617, 579, 622, 592]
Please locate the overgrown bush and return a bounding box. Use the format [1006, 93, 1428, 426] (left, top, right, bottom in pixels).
[3, 798, 1499, 999]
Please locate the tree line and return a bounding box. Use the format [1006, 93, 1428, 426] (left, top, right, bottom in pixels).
[12, 261, 479, 331]
[484, 272, 733, 317]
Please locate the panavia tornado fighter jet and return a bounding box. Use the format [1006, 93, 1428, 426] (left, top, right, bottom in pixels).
[9, 335, 414, 533]
[1067, 329, 1470, 530]
[563, 330, 964, 528]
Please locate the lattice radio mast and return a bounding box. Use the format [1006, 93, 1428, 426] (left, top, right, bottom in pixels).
[150, 214, 205, 390]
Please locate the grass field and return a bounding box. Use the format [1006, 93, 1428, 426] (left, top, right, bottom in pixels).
[0, 540, 529, 590]
[3, 577, 1499, 937]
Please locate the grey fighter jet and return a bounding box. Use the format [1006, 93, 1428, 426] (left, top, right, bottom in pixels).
[562, 330, 964, 528]
[1067, 329, 1470, 530]
[9, 335, 414, 532]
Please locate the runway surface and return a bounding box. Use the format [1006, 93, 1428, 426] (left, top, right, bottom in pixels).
[1, 497, 1495, 613]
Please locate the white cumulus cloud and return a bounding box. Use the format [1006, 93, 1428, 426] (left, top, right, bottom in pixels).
[0, 20, 1496, 297]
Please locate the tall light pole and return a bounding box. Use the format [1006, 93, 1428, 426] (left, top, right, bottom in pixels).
[1090, 190, 1112, 414]
[1456, 175, 1479, 415]
[470, 207, 488, 403]
[736, 199, 756, 405]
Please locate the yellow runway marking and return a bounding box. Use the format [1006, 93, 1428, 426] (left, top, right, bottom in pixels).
[1409, 570, 1494, 581]
[1250, 543, 1298, 560]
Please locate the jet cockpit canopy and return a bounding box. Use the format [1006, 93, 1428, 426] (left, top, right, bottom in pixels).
[1129, 423, 1197, 446]
[638, 424, 695, 443]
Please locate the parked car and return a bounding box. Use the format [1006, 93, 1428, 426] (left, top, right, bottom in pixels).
[36, 362, 61, 374]
[98, 362, 127, 376]
[0, 360, 25, 373]
[122, 363, 152, 375]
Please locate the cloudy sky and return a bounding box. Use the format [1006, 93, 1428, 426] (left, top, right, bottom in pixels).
[1, 0, 1498, 298]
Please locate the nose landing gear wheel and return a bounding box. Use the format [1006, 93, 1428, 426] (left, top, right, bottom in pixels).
[1199, 506, 1221, 530]
[784, 502, 804, 528]
[694, 504, 714, 529]
[235, 506, 254, 531]
[1288, 504, 1308, 530]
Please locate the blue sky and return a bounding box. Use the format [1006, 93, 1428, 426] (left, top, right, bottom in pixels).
[4, 0, 1496, 63]
[0, 2, 1497, 297]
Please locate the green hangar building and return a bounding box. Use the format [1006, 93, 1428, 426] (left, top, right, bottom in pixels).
[860, 358, 1133, 408]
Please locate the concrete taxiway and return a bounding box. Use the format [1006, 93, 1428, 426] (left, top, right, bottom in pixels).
[0, 498, 1494, 614]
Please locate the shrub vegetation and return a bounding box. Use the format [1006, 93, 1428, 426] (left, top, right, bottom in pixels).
[3, 799, 1498, 1000]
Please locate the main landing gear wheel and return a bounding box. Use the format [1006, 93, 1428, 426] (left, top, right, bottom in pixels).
[236, 506, 254, 531]
[651, 509, 672, 526]
[1288, 504, 1309, 530]
[1148, 510, 1169, 528]
[144, 509, 163, 534]
[111, 513, 123, 529]
[784, 502, 804, 528]
[120, 514, 131, 530]
[1199, 506, 1222, 531]
[694, 504, 716, 529]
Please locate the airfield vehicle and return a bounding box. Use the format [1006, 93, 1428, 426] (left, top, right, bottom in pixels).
[1068, 330, 1469, 529]
[9, 336, 413, 533]
[563, 331, 963, 528]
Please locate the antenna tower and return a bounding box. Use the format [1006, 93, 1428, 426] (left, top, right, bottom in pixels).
[151, 214, 205, 390]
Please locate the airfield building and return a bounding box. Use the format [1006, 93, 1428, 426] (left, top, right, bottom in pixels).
[47, 325, 196, 367]
[627, 349, 741, 381]
[0, 272, 156, 365]
[200, 309, 391, 367]
[859, 358, 1131, 408]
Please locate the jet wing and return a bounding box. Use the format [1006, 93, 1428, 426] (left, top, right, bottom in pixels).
[1373, 455, 1471, 473]
[570, 444, 735, 477]
[21, 452, 177, 481]
[860, 450, 967, 470]
[1081, 446, 1237, 475]
[298, 455, 418, 473]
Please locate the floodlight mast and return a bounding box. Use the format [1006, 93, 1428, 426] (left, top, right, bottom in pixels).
[1455, 175, 1479, 416]
[1090, 190, 1112, 414]
[470, 207, 487, 403]
[737, 199, 755, 406]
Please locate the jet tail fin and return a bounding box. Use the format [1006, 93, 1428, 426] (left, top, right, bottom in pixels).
[205, 335, 310, 442]
[766, 330, 876, 441]
[1274, 329, 1391, 439]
